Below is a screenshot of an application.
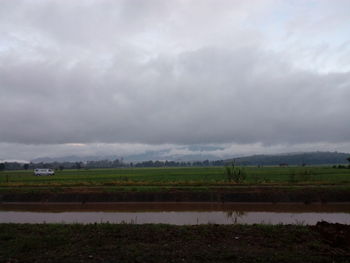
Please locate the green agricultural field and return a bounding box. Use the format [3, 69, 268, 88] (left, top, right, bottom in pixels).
[1, 166, 350, 187]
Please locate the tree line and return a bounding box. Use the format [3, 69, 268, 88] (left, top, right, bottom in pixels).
[1, 152, 349, 171]
[0, 159, 227, 171]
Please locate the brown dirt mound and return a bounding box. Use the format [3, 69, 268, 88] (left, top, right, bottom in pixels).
[312, 221, 350, 254]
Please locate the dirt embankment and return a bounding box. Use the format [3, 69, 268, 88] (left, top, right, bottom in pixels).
[1, 222, 349, 263]
[1, 187, 350, 203]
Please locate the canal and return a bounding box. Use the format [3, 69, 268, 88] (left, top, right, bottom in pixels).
[1, 202, 349, 225]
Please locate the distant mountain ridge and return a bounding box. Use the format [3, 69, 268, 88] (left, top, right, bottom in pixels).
[227, 152, 350, 166]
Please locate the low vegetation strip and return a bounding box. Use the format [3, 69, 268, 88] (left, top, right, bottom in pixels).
[1, 185, 350, 203]
[1, 166, 349, 202]
[1, 166, 350, 187]
[1, 223, 349, 263]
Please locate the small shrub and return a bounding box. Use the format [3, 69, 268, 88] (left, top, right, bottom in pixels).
[299, 169, 313, 182]
[337, 165, 347, 169]
[119, 176, 129, 182]
[224, 162, 246, 183]
[252, 174, 261, 184]
[289, 169, 314, 183]
[288, 173, 296, 183]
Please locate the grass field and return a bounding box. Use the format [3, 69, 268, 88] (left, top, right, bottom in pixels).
[1, 166, 350, 187]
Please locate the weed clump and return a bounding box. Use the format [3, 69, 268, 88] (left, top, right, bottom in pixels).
[289, 169, 314, 183]
[224, 162, 246, 183]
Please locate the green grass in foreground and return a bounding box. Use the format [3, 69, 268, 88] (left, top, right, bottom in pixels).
[1, 223, 349, 263]
[1, 166, 350, 188]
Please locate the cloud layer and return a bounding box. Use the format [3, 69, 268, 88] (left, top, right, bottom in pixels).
[1, 0, 350, 159]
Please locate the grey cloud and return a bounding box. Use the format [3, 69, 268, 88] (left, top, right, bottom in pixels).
[0, 0, 350, 159]
[1, 46, 350, 145]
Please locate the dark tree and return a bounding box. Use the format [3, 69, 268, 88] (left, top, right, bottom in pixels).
[75, 162, 82, 169]
[0, 163, 5, 171]
[23, 163, 29, 170]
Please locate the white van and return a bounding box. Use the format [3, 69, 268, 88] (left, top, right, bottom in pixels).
[34, 168, 55, 176]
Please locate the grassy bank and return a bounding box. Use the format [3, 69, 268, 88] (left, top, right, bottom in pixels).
[1, 167, 349, 202]
[1, 223, 349, 263]
[1, 185, 350, 203]
[1, 166, 350, 187]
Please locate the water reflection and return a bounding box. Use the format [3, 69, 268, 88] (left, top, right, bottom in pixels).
[226, 211, 246, 224]
[0, 203, 349, 225]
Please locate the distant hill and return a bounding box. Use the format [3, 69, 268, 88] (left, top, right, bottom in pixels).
[227, 152, 350, 166]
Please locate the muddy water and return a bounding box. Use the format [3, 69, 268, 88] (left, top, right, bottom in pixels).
[1, 203, 349, 225]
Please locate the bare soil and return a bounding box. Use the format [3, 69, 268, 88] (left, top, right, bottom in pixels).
[1, 186, 350, 203]
[1, 222, 349, 263]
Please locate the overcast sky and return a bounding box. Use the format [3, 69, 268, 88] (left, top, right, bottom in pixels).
[1, 0, 350, 161]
